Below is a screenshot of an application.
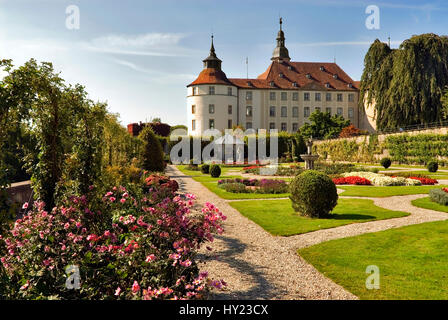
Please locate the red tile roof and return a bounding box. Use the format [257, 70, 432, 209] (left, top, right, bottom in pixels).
[188, 68, 233, 86]
[230, 61, 358, 90]
[188, 61, 359, 91]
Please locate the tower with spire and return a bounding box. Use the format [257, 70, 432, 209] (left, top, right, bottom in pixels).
[203, 35, 222, 70]
[271, 17, 291, 62]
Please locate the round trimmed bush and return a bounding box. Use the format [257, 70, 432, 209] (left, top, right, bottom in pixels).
[380, 157, 392, 169]
[427, 161, 438, 173]
[201, 164, 210, 174]
[289, 170, 338, 218]
[210, 164, 221, 178]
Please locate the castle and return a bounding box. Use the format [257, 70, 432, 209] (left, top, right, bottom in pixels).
[186, 19, 374, 136]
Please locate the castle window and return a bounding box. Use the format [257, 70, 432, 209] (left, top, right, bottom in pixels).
[337, 107, 343, 116]
[269, 106, 276, 117]
[304, 92, 310, 101]
[348, 93, 354, 102]
[192, 87, 197, 95]
[292, 92, 298, 101]
[209, 119, 215, 129]
[292, 106, 299, 118]
[269, 122, 275, 130]
[281, 92, 287, 101]
[228, 119, 232, 129]
[227, 87, 232, 96]
[270, 92, 276, 100]
[333, 74, 338, 79]
[320, 66, 325, 71]
[306, 73, 311, 79]
[304, 107, 310, 117]
[325, 83, 331, 89]
[209, 86, 215, 95]
[246, 106, 253, 117]
[348, 83, 353, 88]
[326, 107, 332, 115]
[281, 123, 287, 131]
[326, 92, 332, 101]
[337, 93, 343, 102]
[228, 105, 232, 114]
[281, 106, 287, 117]
[292, 82, 298, 88]
[315, 92, 321, 101]
[292, 123, 298, 132]
[246, 91, 253, 100]
[209, 104, 215, 114]
[348, 107, 354, 118]
[270, 81, 275, 87]
[192, 105, 196, 114]
[192, 120, 196, 131]
[279, 72, 284, 78]
[246, 122, 253, 129]
[315, 107, 321, 112]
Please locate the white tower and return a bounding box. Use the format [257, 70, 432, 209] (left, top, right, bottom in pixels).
[187, 36, 238, 136]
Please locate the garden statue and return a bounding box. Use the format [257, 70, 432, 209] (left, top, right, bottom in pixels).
[300, 136, 319, 170]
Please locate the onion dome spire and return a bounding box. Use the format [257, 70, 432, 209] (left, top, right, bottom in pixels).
[203, 34, 222, 70]
[271, 17, 291, 62]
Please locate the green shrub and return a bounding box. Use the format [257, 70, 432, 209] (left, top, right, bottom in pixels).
[201, 164, 210, 174]
[289, 170, 338, 218]
[138, 127, 165, 172]
[315, 162, 355, 175]
[220, 183, 249, 193]
[429, 189, 448, 206]
[427, 161, 439, 173]
[380, 157, 392, 169]
[210, 165, 221, 178]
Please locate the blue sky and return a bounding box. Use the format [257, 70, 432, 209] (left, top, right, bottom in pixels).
[0, 0, 447, 126]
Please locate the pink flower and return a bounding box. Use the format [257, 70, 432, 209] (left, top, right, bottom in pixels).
[115, 287, 122, 296]
[120, 198, 126, 204]
[131, 281, 140, 294]
[145, 254, 156, 263]
[109, 197, 116, 202]
[22, 202, 28, 210]
[180, 259, 192, 267]
[64, 223, 70, 230]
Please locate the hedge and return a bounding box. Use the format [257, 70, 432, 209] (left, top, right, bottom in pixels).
[429, 189, 448, 206]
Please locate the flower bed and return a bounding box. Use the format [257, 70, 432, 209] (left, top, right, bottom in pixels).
[342, 172, 422, 186]
[408, 177, 438, 185]
[0, 174, 226, 300]
[218, 178, 288, 194]
[332, 176, 372, 185]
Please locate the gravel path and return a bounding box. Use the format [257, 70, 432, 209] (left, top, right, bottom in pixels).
[167, 165, 448, 300]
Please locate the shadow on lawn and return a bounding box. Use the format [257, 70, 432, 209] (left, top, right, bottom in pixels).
[326, 213, 376, 220]
[197, 235, 282, 300]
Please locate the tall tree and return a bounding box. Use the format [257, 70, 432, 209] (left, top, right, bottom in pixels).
[360, 34, 448, 130]
[299, 110, 350, 139]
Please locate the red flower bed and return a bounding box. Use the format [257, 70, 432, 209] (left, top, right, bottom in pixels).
[332, 176, 372, 185]
[409, 177, 438, 185]
[443, 188, 448, 193]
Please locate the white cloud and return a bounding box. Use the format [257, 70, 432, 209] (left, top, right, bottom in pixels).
[290, 40, 403, 47]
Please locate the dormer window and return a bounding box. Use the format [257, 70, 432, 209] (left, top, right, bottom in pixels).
[333, 74, 338, 79]
[279, 73, 284, 78]
[320, 66, 325, 71]
[325, 83, 331, 88]
[270, 81, 275, 87]
[347, 83, 353, 88]
[247, 81, 252, 87]
[288, 65, 293, 70]
[292, 82, 298, 87]
[306, 73, 311, 79]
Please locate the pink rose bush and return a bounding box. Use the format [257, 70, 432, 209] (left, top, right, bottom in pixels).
[0, 174, 226, 300]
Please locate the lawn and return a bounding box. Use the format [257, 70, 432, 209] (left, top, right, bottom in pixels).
[229, 198, 408, 236]
[177, 165, 290, 199]
[339, 185, 448, 197]
[298, 220, 448, 299]
[411, 197, 448, 213]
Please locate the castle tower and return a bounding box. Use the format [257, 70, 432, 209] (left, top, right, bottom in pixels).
[187, 36, 238, 136]
[271, 17, 291, 62]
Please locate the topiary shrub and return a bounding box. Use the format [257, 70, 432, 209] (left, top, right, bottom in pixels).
[201, 164, 210, 174]
[380, 157, 392, 169]
[138, 127, 165, 172]
[427, 161, 438, 173]
[210, 165, 221, 178]
[289, 170, 338, 218]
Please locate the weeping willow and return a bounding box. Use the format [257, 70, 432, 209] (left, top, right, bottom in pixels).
[360, 34, 448, 130]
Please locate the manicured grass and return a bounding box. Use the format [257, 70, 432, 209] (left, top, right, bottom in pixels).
[411, 197, 448, 213]
[339, 185, 448, 197]
[229, 198, 408, 236]
[298, 220, 448, 299]
[177, 165, 289, 200]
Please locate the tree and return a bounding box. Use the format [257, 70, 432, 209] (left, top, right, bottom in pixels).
[139, 127, 165, 172]
[299, 110, 350, 139]
[360, 34, 448, 130]
[339, 125, 362, 138]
